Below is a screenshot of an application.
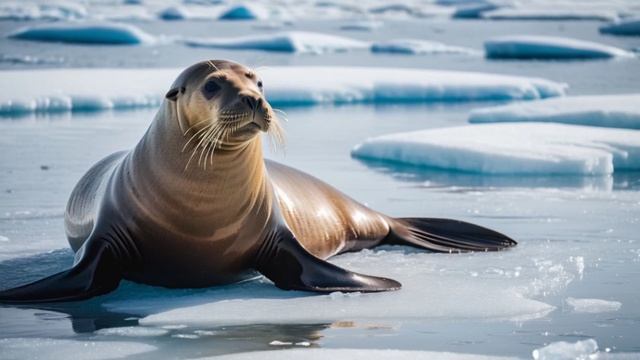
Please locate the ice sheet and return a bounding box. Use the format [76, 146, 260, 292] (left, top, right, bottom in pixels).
[565, 297, 622, 313]
[8, 22, 156, 45]
[482, 8, 619, 21]
[371, 39, 478, 55]
[468, 94, 640, 129]
[600, 17, 640, 36]
[351, 123, 640, 175]
[484, 35, 632, 59]
[0, 67, 566, 115]
[0, 337, 156, 360]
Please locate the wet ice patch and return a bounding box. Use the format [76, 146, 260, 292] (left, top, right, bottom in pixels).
[0, 66, 565, 115]
[468, 94, 640, 129]
[600, 17, 640, 36]
[0, 337, 155, 360]
[138, 248, 555, 327]
[95, 326, 169, 337]
[484, 35, 632, 59]
[351, 123, 640, 175]
[565, 297, 622, 313]
[183, 31, 368, 53]
[202, 348, 519, 360]
[8, 22, 155, 45]
[371, 39, 478, 55]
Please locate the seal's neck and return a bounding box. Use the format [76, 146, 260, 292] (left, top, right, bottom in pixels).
[124, 102, 271, 236]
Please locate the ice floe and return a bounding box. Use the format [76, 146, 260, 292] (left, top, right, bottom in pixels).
[137, 247, 555, 326]
[371, 39, 478, 55]
[8, 22, 155, 45]
[600, 17, 640, 36]
[351, 123, 640, 175]
[0, 337, 155, 360]
[468, 94, 640, 129]
[484, 35, 633, 59]
[482, 8, 619, 21]
[218, 3, 268, 20]
[95, 326, 170, 337]
[453, 2, 501, 19]
[339, 20, 383, 31]
[0, 1, 87, 21]
[183, 31, 368, 53]
[0, 67, 566, 115]
[203, 348, 519, 360]
[565, 297, 622, 313]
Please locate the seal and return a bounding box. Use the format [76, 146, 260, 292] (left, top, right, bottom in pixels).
[0, 60, 516, 303]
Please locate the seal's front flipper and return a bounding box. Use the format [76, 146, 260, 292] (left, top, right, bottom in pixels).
[255, 228, 401, 293]
[0, 239, 122, 304]
[387, 217, 517, 252]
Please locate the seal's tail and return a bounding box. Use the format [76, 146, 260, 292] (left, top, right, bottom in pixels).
[385, 217, 516, 252]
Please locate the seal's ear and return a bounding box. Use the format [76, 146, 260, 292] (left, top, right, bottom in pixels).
[165, 87, 185, 101]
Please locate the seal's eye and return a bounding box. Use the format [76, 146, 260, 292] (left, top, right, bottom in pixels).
[202, 80, 221, 99]
[257, 80, 263, 92]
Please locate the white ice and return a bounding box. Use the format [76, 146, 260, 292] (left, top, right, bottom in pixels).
[183, 31, 368, 53]
[201, 348, 519, 360]
[371, 39, 478, 55]
[351, 123, 640, 175]
[131, 247, 556, 327]
[531, 339, 639, 360]
[339, 20, 383, 31]
[0, 67, 566, 115]
[468, 94, 640, 129]
[482, 8, 619, 21]
[0, 1, 87, 21]
[484, 35, 633, 59]
[95, 326, 170, 337]
[0, 337, 156, 360]
[600, 17, 640, 36]
[565, 297, 622, 313]
[8, 22, 155, 45]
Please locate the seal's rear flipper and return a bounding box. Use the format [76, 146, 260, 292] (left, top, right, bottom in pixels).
[256, 228, 401, 293]
[0, 239, 121, 304]
[387, 217, 517, 252]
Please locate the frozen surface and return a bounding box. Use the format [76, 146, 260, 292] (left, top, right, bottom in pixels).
[484, 35, 633, 59]
[371, 39, 478, 55]
[0, 67, 566, 115]
[468, 94, 640, 129]
[219, 4, 268, 20]
[482, 8, 619, 21]
[205, 348, 519, 360]
[183, 31, 368, 53]
[565, 297, 622, 313]
[0, 1, 87, 21]
[8, 22, 155, 45]
[600, 18, 640, 36]
[0, 337, 156, 360]
[530, 339, 640, 360]
[339, 20, 383, 31]
[351, 123, 640, 175]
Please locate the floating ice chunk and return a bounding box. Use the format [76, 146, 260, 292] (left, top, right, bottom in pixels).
[351, 123, 640, 175]
[95, 326, 169, 337]
[566, 297, 622, 313]
[340, 20, 383, 31]
[600, 17, 640, 36]
[484, 35, 632, 59]
[0, 66, 565, 116]
[197, 348, 519, 360]
[482, 8, 618, 21]
[183, 31, 368, 53]
[219, 3, 268, 20]
[453, 2, 501, 19]
[158, 5, 190, 20]
[0, 337, 155, 360]
[533, 339, 598, 360]
[371, 39, 477, 55]
[468, 94, 640, 129]
[8, 22, 155, 45]
[138, 248, 554, 326]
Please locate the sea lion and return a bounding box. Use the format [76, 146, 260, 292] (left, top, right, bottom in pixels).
[0, 60, 516, 303]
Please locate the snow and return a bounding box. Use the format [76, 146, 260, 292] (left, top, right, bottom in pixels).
[484, 35, 632, 59]
[351, 123, 640, 175]
[371, 39, 478, 55]
[531, 339, 639, 360]
[201, 348, 519, 360]
[565, 297, 622, 313]
[0, 67, 566, 115]
[218, 3, 268, 20]
[183, 31, 368, 53]
[468, 94, 640, 129]
[8, 22, 155, 45]
[0, 337, 156, 360]
[482, 8, 619, 21]
[600, 17, 640, 36]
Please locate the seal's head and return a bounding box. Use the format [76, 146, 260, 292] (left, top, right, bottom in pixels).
[165, 60, 282, 150]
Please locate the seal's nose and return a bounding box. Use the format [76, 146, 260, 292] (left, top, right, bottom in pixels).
[241, 95, 260, 111]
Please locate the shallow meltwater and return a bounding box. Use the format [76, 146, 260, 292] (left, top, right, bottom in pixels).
[1, 17, 640, 360]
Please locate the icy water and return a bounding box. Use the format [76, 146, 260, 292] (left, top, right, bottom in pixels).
[1, 18, 640, 359]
